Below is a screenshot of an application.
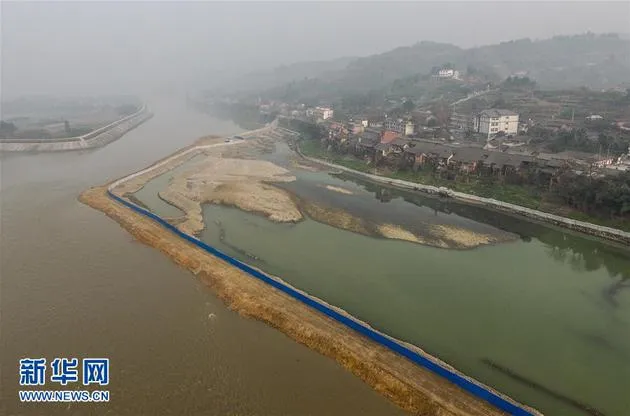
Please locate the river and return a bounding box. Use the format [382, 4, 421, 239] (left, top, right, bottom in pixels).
[133, 139, 630, 416]
[0, 98, 405, 416]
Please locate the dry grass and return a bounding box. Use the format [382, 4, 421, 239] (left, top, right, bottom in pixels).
[208, 182, 303, 223]
[379, 224, 440, 247]
[430, 225, 496, 249]
[301, 201, 373, 236]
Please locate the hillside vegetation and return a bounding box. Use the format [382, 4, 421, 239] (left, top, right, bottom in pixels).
[237, 34, 629, 103]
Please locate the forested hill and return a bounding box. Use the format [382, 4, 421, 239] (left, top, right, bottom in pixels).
[236, 33, 630, 102]
[461, 34, 629, 87]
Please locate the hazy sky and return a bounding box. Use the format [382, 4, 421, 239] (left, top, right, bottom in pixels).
[2, 1, 629, 98]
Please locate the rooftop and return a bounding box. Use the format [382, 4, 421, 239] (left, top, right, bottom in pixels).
[478, 109, 518, 118]
[381, 131, 400, 144]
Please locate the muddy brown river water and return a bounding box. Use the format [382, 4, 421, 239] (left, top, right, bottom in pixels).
[0, 99, 405, 416]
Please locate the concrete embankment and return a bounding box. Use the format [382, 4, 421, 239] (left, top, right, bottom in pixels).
[0, 106, 153, 152]
[298, 152, 630, 246]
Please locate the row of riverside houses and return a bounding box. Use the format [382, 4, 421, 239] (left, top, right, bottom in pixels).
[320, 114, 624, 175]
[320, 125, 594, 183]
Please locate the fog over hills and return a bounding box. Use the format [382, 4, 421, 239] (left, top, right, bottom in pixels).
[224, 34, 629, 103]
[2, 2, 629, 99]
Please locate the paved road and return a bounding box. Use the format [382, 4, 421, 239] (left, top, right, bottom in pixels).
[450, 89, 497, 107]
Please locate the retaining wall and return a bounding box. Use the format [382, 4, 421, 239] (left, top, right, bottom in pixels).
[300, 154, 630, 246]
[105, 155, 538, 415]
[0, 106, 153, 152]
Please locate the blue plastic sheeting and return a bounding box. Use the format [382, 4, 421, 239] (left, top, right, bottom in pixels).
[107, 189, 535, 416]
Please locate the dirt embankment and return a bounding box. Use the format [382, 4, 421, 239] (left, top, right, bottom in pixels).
[79, 184, 535, 416]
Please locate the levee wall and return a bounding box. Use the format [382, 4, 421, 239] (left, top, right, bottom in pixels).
[0, 106, 153, 152]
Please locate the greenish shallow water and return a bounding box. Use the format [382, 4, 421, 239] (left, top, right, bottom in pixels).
[132, 153, 206, 217]
[134, 145, 630, 416]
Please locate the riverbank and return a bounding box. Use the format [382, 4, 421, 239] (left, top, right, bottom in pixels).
[0, 105, 153, 152]
[80, 180, 539, 416]
[296, 141, 630, 246]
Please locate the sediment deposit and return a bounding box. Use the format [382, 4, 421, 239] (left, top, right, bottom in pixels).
[80, 183, 537, 416]
[432, 224, 495, 248]
[122, 135, 509, 249]
[158, 155, 300, 235]
[323, 185, 354, 195]
[378, 223, 436, 246]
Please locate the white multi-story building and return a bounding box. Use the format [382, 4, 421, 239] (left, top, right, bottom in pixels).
[404, 121, 415, 136]
[316, 107, 334, 120]
[436, 68, 461, 79]
[384, 118, 415, 136]
[472, 109, 519, 139]
[306, 107, 334, 120]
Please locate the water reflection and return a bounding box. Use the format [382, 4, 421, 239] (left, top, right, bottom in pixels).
[337, 173, 630, 287]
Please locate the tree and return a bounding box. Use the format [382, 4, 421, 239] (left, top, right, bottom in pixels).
[491, 96, 506, 108]
[430, 101, 452, 127]
[0, 121, 17, 138]
[402, 99, 415, 112]
[116, 104, 138, 116]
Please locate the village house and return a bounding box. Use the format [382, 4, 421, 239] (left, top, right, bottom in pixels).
[472, 109, 519, 139]
[481, 152, 534, 176]
[381, 130, 400, 144]
[374, 138, 412, 164]
[448, 147, 487, 173]
[307, 106, 334, 120]
[434, 68, 461, 80]
[351, 130, 380, 156]
[327, 122, 349, 142]
[536, 151, 616, 169]
[384, 118, 415, 136]
[403, 142, 454, 170]
[348, 120, 367, 135]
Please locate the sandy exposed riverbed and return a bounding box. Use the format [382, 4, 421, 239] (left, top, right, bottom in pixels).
[323, 184, 354, 195]
[158, 155, 301, 235]
[130, 136, 506, 249]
